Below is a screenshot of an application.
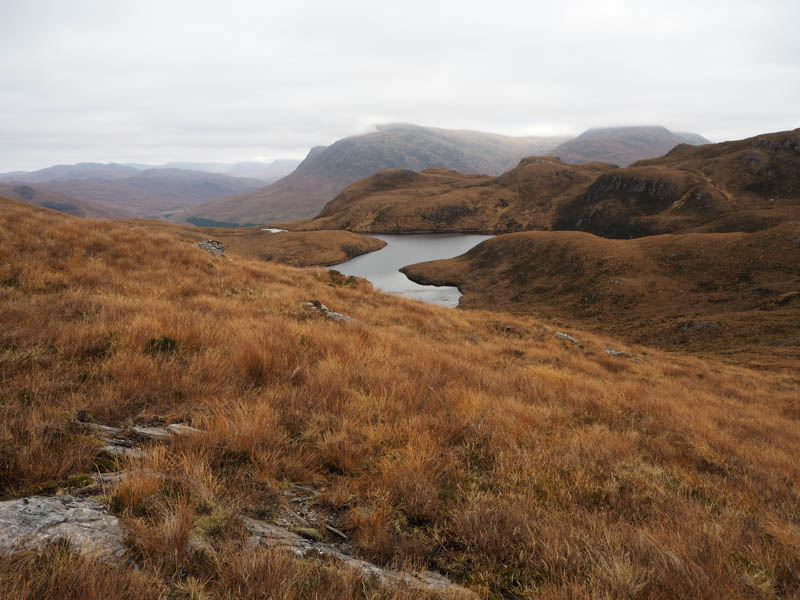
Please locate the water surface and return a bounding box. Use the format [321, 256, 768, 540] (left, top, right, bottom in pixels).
[332, 233, 491, 307]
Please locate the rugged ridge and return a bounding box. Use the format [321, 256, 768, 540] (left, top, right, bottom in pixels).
[180, 123, 569, 224]
[555, 128, 800, 237]
[278, 158, 616, 233]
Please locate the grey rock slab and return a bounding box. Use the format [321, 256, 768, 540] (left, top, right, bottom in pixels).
[0, 496, 126, 561]
[196, 240, 225, 256]
[303, 300, 360, 324]
[243, 517, 476, 598]
[554, 331, 583, 348]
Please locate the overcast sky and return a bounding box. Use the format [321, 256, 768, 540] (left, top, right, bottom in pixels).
[1, 0, 798, 171]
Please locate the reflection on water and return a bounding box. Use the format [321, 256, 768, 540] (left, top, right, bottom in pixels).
[332, 233, 491, 307]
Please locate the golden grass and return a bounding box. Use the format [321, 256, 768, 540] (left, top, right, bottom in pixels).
[1, 198, 799, 598]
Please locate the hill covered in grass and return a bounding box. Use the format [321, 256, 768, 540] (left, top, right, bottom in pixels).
[1, 197, 799, 598]
[278, 159, 615, 233]
[133, 219, 386, 267]
[402, 226, 800, 367]
[181, 124, 568, 225]
[554, 128, 800, 237]
[549, 126, 710, 166]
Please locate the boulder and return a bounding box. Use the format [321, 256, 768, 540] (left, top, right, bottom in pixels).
[0, 496, 126, 561]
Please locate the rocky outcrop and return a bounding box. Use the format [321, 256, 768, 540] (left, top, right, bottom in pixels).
[302, 300, 358, 323]
[244, 517, 476, 598]
[196, 240, 225, 256]
[0, 495, 126, 561]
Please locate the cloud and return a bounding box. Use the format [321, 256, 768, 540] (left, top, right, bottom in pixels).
[1, 0, 798, 170]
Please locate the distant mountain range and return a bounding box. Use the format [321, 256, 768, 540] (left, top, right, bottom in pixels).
[179, 124, 570, 225]
[125, 159, 302, 181]
[0, 164, 267, 218]
[549, 126, 710, 166]
[1, 124, 714, 223]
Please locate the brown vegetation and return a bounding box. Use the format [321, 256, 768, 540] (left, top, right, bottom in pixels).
[1, 198, 800, 598]
[127, 219, 386, 267]
[402, 226, 800, 368]
[555, 128, 800, 237]
[278, 159, 615, 233]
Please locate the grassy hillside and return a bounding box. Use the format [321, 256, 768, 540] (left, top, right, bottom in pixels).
[555, 128, 800, 237]
[131, 219, 386, 267]
[279, 159, 615, 233]
[1, 197, 799, 598]
[549, 126, 711, 167]
[402, 227, 800, 368]
[0, 183, 129, 219]
[181, 124, 568, 225]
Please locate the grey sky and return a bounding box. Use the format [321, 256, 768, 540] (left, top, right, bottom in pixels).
[1, 0, 798, 171]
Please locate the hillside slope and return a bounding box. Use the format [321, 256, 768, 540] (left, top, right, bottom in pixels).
[132, 219, 386, 267]
[1, 197, 799, 599]
[181, 124, 569, 224]
[0, 182, 128, 218]
[280, 158, 616, 233]
[554, 128, 800, 237]
[402, 226, 800, 365]
[549, 126, 710, 166]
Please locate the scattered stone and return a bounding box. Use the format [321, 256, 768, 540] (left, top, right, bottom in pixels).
[554, 332, 583, 348]
[303, 300, 358, 323]
[603, 347, 639, 361]
[243, 517, 476, 598]
[76, 418, 203, 462]
[0, 496, 126, 561]
[677, 320, 722, 331]
[196, 240, 225, 256]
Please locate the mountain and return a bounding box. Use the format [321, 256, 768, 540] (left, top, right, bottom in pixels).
[181, 123, 569, 225]
[554, 128, 800, 237]
[0, 162, 140, 183]
[0, 183, 128, 218]
[549, 126, 710, 166]
[36, 168, 265, 218]
[280, 158, 615, 233]
[402, 224, 800, 364]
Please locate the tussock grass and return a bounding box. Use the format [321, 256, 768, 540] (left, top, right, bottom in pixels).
[1, 198, 799, 598]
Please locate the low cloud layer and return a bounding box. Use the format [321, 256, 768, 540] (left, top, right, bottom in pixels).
[1, 0, 797, 171]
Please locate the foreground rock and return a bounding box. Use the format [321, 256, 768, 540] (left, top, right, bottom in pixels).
[244, 517, 476, 598]
[0, 495, 126, 561]
[196, 239, 225, 256]
[303, 300, 359, 323]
